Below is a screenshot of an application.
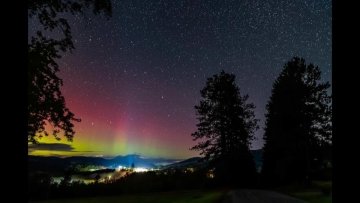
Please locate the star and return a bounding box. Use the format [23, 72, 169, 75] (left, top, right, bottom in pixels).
[29, 0, 332, 157]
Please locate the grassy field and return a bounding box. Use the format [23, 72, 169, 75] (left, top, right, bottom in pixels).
[30, 181, 332, 203]
[290, 191, 331, 203]
[32, 190, 226, 203]
[275, 181, 332, 203]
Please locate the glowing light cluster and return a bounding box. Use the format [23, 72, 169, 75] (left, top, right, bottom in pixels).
[116, 165, 124, 171]
[134, 167, 148, 173]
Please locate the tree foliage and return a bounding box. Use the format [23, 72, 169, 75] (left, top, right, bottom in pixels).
[191, 71, 259, 186]
[28, 0, 111, 143]
[261, 57, 332, 185]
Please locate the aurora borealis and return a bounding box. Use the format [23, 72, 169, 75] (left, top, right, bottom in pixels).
[28, 0, 331, 159]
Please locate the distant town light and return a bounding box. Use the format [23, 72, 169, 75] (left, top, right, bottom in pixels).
[187, 167, 194, 173]
[134, 167, 148, 173]
[206, 169, 215, 179]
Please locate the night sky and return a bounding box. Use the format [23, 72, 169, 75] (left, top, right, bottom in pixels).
[28, 0, 332, 159]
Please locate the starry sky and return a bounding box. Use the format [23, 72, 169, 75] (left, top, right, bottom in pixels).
[28, 0, 332, 159]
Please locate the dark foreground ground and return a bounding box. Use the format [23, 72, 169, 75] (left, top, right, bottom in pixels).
[31, 182, 331, 203]
[223, 189, 307, 203]
[30, 190, 225, 203]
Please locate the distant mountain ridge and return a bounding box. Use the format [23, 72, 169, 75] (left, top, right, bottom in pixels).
[28, 154, 180, 175]
[251, 149, 263, 172]
[162, 157, 203, 169]
[163, 149, 263, 171]
[28, 150, 263, 174]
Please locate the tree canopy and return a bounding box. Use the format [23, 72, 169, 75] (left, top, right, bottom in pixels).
[261, 57, 332, 186]
[28, 0, 112, 143]
[191, 71, 259, 186]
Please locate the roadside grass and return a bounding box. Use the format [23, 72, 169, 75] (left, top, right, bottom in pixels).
[275, 180, 332, 203]
[290, 191, 331, 203]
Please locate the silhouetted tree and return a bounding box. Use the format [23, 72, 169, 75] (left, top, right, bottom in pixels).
[28, 0, 112, 143]
[191, 71, 259, 186]
[28, 172, 53, 200]
[94, 174, 100, 184]
[261, 57, 332, 186]
[59, 173, 72, 188]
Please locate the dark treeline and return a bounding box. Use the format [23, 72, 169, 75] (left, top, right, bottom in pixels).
[28, 169, 217, 201]
[190, 58, 331, 189]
